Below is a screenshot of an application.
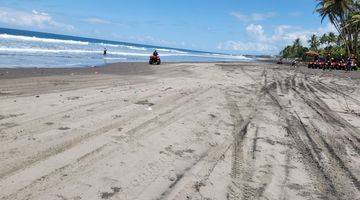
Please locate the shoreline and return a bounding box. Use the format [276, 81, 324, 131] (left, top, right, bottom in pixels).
[0, 60, 359, 80]
[0, 61, 254, 79]
[0, 60, 254, 69]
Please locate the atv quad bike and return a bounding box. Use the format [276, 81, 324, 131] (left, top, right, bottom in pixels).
[149, 55, 161, 65]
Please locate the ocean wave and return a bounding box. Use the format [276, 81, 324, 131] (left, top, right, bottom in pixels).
[0, 34, 89, 45]
[0, 47, 250, 60]
[1, 47, 250, 60]
[120, 45, 147, 51]
[98, 43, 120, 47]
[0, 47, 150, 56]
[207, 54, 251, 60]
[157, 48, 187, 54]
[96, 43, 147, 51]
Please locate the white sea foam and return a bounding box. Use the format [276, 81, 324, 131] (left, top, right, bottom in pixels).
[0, 47, 150, 56]
[96, 43, 147, 51]
[98, 43, 120, 47]
[121, 45, 147, 51]
[157, 48, 187, 54]
[0, 34, 89, 45]
[0, 47, 93, 54]
[0, 47, 250, 60]
[206, 54, 251, 60]
[0, 47, 191, 57]
[0, 31, 251, 69]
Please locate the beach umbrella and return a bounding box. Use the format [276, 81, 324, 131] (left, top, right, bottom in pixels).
[305, 50, 319, 57]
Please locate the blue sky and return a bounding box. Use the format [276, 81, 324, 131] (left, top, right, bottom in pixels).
[0, 0, 336, 54]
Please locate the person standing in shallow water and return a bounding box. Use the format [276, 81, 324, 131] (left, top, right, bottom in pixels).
[103, 48, 107, 56]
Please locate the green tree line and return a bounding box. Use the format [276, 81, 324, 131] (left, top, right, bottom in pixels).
[280, 0, 360, 60]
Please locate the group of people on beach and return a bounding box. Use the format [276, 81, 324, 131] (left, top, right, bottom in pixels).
[322, 53, 357, 71]
[308, 53, 358, 71]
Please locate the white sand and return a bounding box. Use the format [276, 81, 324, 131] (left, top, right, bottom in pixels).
[0, 62, 359, 200]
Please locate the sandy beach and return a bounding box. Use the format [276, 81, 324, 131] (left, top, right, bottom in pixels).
[0, 62, 359, 200]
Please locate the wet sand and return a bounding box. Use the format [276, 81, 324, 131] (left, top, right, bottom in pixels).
[0, 62, 359, 200]
[0, 62, 154, 79]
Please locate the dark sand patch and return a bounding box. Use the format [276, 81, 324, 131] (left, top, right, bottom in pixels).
[66, 96, 81, 100]
[0, 62, 154, 79]
[135, 100, 155, 106]
[100, 187, 121, 199]
[0, 122, 19, 128]
[0, 113, 24, 121]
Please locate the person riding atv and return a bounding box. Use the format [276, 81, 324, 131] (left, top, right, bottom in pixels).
[337, 54, 346, 70]
[324, 53, 332, 70]
[153, 50, 158, 57]
[347, 54, 358, 71]
[149, 50, 161, 65]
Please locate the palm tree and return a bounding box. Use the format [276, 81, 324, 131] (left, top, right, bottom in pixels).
[292, 38, 301, 55]
[293, 38, 302, 48]
[328, 32, 337, 44]
[280, 45, 293, 58]
[346, 12, 360, 54]
[308, 34, 320, 50]
[316, 0, 352, 54]
[320, 33, 329, 46]
[316, 0, 351, 28]
[280, 39, 303, 58]
[336, 34, 343, 46]
[292, 38, 308, 59]
[350, 13, 360, 24]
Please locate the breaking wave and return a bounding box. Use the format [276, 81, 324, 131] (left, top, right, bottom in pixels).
[0, 34, 89, 45]
[0, 29, 251, 68]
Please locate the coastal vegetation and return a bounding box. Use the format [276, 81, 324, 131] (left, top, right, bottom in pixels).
[280, 0, 360, 60]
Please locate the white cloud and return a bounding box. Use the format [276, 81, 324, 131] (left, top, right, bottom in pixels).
[82, 17, 111, 25]
[246, 24, 266, 41]
[271, 25, 309, 42]
[270, 23, 337, 44]
[231, 12, 276, 22]
[318, 23, 337, 34]
[251, 12, 276, 21]
[231, 12, 248, 22]
[0, 7, 74, 30]
[218, 41, 278, 52]
[218, 23, 337, 53]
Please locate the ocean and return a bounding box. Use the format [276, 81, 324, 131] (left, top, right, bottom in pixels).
[0, 28, 251, 68]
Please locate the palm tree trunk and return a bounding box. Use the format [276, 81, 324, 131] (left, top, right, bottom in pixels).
[335, 23, 352, 55]
[354, 31, 359, 55]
